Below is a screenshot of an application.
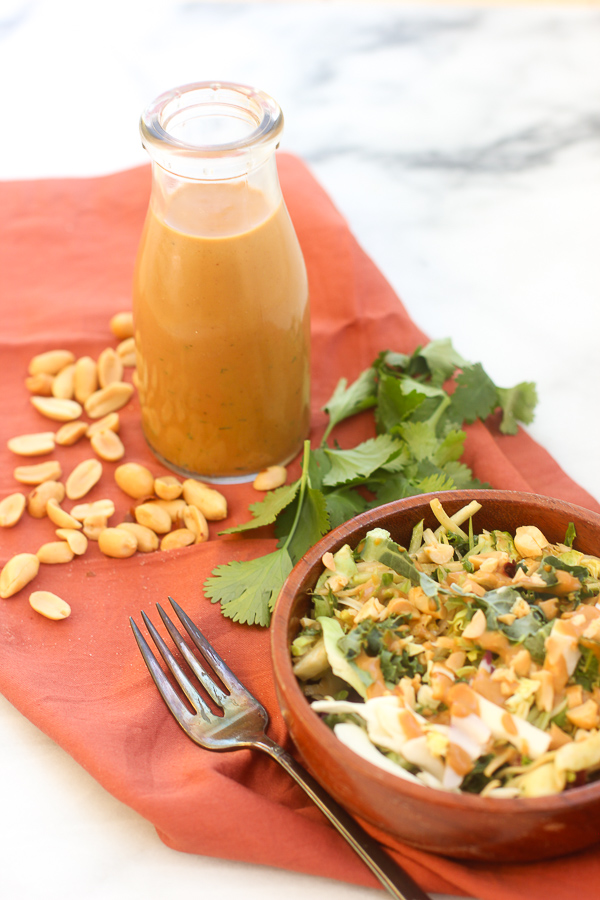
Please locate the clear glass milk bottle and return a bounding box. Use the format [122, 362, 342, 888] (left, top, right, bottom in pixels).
[133, 82, 311, 482]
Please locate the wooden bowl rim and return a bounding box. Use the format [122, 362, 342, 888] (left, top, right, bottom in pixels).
[271, 489, 600, 812]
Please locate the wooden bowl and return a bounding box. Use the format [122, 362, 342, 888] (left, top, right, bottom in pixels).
[271, 490, 600, 861]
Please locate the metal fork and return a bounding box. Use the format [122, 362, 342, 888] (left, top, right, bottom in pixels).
[130, 598, 430, 900]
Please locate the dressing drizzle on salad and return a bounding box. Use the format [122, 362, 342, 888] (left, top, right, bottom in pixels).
[291, 499, 600, 798]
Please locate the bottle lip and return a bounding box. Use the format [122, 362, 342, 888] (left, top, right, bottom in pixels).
[140, 81, 283, 174]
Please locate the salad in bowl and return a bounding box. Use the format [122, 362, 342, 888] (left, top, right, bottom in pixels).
[291, 497, 600, 800]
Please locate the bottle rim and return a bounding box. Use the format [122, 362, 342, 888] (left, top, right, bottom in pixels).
[140, 81, 284, 160]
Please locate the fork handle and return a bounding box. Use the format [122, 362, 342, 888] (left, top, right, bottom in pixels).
[255, 736, 430, 900]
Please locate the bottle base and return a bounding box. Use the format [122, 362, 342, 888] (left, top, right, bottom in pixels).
[143, 438, 303, 485]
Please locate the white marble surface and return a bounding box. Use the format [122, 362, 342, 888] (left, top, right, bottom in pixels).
[2, 1, 600, 898]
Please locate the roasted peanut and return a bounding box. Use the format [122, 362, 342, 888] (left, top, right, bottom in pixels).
[90, 429, 125, 461]
[82, 514, 108, 540]
[134, 502, 172, 534]
[114, 462, 154, 499]
[55, 528, 88, 556]
[74, 356, 98, 404]
[160, 528, 196, 551]
[0, 493, 26, 528]
[25, 372, 54, 395]
[153, 498, 187, 525]
[97, 347, 123, 388]
[14, 460, 62, 485]
[116, 522, 159, 553]
[182, 480, 228, 521]
[183, 505, 209, 543]
[253, 465, 287, 491]
[36, 541, 75, 564]
[109, 311, 134, 340]
[69, 499, 115, 521]
[7, 432, 55, 457]
[116, 337, 136, 367]
[55, 421, 88, 446]
[46, 498, 82, 529]
[84, 382, 134, 419]
[98, 527, 137, 558]
[65, 458, 103, 500]
[28, 349, 75, 376]
[29, 590, 71, 620]
[27, 480, 65, 518]
[51, 363, 76, 399]
[31, 396, 82, 422]
[0, 553, 40, 598]
[154, 475, 183, 501]
[85, 412, 120, 438]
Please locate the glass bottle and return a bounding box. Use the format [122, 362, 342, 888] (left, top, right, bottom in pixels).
[133, 82, 310, 482]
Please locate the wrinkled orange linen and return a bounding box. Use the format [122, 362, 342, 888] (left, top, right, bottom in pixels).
[0, 155, 599, 900]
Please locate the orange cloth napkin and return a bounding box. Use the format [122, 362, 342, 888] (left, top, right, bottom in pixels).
[1, 155, 599, 900]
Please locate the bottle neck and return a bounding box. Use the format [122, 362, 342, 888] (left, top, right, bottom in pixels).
[148, 154, 283, 239]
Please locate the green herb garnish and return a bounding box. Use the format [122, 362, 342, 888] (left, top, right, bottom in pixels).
[204, 339, 537, 626]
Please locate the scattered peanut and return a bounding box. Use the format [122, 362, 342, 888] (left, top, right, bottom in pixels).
[65, 458, 103, 500]
[85, 412, 120, 438]
[154, 498, 187, 524]
[7, 432, 55, 457]
[154, 475, 183, 501]
[74, 356, 98, 404]
[46, 498, 82, 529]
[98, 527, 137, 558]
[29, 590, 71, 620]
[69, 499, 115, 521]
[90, 429, 125, 461]
[27, 480, 65, 518]
[253, 465, 287, 492]
[82, 514, 108, 541]
[25, 372, 54, 395]
[28, 349, 75, 376]
[97, 347, 123, 388]
[183, 505, 209, 543]
[116, 522, 159, 553]
[36, 541, 75, 564]
[84, 382, 133, 419]
[51, 363, 76, 399]
[14, 460, 62, 485]
[160, 528, 196, 551]
[0, 553, 40, 598]
[55, 528, 88, 556]
[0, 493, 26, 528]
[116, 337, 136, 367]
[31, 396, 82, 421]
[182, 480, 228, 521]
[55, 421, 88, 446]
[114, 462, 154, 499]
[134, 502, 172, 534]
[109, 311, 134, 340]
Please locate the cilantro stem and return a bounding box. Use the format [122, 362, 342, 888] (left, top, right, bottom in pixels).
[281, 439, 311, 553]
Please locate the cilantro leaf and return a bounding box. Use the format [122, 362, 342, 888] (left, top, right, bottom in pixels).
[497, 382, 537, 435]
[276, 486, 330, 564]
[204, 548, 293, 626]
[449, 363, 499, 424]
[375, 372, 426, 433]
[219, 482, 299, 535]
[324, 488, 370, 530]
[415, 337, 468, 386]
[321, 434, 401, 486]
[574, 644, 600, 691]
[395, 421, 439, 462]
[322, 368, 377, 442]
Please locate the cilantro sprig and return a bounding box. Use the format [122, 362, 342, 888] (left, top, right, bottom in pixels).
[204, 338, 537, 626]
